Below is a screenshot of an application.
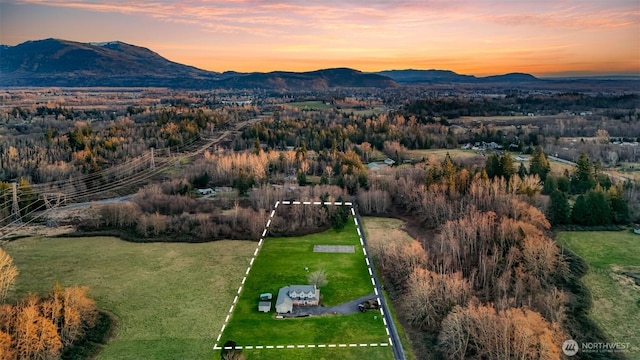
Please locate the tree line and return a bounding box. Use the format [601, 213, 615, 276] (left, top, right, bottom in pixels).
[0, 248, 106, 359]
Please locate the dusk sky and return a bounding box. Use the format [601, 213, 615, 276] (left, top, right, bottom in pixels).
[1, 0, 639, 77]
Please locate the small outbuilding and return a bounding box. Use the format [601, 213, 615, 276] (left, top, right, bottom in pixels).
[258, 301, 272, 313]
[260, 293, 273, 301]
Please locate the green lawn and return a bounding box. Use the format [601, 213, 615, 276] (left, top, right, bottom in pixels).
[216, 221, 392, 359]
[218, 346, 393, 360]
[556, 231, 640, 356]
[4, 236, 257, 360]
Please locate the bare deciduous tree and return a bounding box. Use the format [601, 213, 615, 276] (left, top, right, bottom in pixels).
[307, 270, 328, 288]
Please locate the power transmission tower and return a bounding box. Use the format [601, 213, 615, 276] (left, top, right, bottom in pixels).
[150, 148, 155, 170]
[42, 192, 66, 227]
[11, 182, 21, 224]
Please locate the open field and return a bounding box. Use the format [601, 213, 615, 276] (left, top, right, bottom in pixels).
[548, 158, 575, 176]
[362, 217, 415, 246]
[342, 107, 386, 116]
[456, 114, 565, 123]
[4, 236, 257, 360]
[406, 148, 483, 162]
[556, 231, 640, 356]
[610, 162, 640, 183]
[286, 100, 332, 110]
[362, 217, 419, 360]
[216, 221, 392, 359]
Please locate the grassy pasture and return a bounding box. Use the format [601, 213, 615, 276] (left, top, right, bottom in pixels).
[216, 221, 392, 359]
[406, 148, 482, 162]
[4, 236, 256, 359]
[341, 107, 386, 116]
[287, 101, 331, 110]
[456, 114, 563, 123]
[556, 231, 640, 357]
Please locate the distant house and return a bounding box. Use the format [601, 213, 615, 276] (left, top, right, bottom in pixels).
[384, 158, 396, 165]
[367, 162, 388, 171]
[258, 301, 272, 313]
[515, 156, 528, 162]
[275, 285, 320, 314]
[196, 188, 215, 195]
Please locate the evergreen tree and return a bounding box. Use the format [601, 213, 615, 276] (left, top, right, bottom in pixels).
[296, 169, 307, 186]
[485, 154, 501, 179]
[331, 196, 350, 229]
[528, 146, 551, 181]
[557, 176, 571, 193]
[584, 188, 612, 225]
[608, 186, 629, 224]
[571, 195, 588, 225]
[443, 153, 456, 193]
[542, 175, 557, 195]
[547, 190, 571, 225]
[234, 169, 254, 196]
[571, 152, 595, 194]
[500, 152, 515, 181]
[518, 162, 527, 179]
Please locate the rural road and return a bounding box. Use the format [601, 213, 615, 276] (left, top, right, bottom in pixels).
[353, 204, 407, 360]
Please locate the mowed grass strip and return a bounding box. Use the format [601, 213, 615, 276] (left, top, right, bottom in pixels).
[4, 236, 256, 360]
[217, 346, 393, 360]
[218, 221, 390, 354]
[556, 231, 640, 356]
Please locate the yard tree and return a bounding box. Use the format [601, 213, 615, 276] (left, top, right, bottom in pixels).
[221, 340, 244, 360]
[307, 269, 328, 288]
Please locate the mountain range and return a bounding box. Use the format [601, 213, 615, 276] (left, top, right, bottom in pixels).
[0, 38, 540, 89]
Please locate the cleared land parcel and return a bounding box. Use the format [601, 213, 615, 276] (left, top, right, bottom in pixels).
[216, 212, 392, 360]
[4, 237, 256, 360]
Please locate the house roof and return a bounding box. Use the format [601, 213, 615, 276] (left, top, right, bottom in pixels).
[275, 286, 293, 310]
[288, 285, 316, 295]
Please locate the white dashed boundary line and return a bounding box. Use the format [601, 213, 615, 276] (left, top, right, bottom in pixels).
[213, 200, 391, 351]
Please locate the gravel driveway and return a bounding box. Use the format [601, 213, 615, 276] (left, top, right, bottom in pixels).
[282, 293, 377, 317]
